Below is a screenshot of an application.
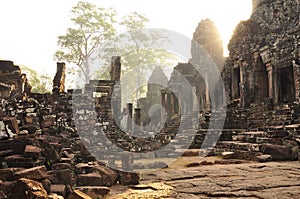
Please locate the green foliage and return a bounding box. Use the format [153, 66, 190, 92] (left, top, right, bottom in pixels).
[54, 1, 116, 83]
[54, 2, 179, 106]
[95, 12, 179, 106]
[21, 66, 52, 94]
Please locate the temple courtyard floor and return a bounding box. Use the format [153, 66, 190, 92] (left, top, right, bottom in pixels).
[110, 156, 300, 199]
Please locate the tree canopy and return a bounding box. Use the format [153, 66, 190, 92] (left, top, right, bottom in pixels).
[54, 1, 179, 105]
[54, 1, 116, 83]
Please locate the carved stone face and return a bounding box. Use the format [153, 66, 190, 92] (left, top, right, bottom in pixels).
[252, 0, 299, 30]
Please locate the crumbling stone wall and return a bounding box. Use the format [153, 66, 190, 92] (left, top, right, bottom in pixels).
[223, 0, 300, 107]
[0, 60, 31, 99]
[0, 56, 139, 198]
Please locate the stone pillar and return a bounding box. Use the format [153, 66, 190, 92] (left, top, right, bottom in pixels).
[266, 63, 279, 104]
[134, 108, 141, 133]
[266, 64, 273, 100]
[293, 60, 300, 102]
[110, 56, 121, 81]
[112, 82, 121, 125]
[192, 86, 198, 111]
[173, 92, 179, 114]
[126, 103, 133, 133]
[110, 56, 121, 125]
[52, 62, 66, 95]
[205, 74, 210, 111]
[161, 91, 167, 119]
[240, 63, 246, 106]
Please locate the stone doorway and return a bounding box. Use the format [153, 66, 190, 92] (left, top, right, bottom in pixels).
[278, 66, 295, 103]
[254, 57, 269, 102]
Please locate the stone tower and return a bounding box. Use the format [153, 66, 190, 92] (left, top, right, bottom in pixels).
[191, 19, 224, 70]
[223, 0, 300, 106]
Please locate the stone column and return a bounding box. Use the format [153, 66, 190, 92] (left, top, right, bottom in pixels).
[52, 62, 66, 101]
[166, 93, 171, 116]
[173, 92, 179, 114]
[292, 59, 300, 102]
[161, 91, 167, 119]
[240, 63, 246, 106]
[110, 56, 122, 125]
[110, 56, 121, 81]
[134, 108, 141, 133]
[266, 63, 279, 104]
[126, 103, 133, 133]
[266, 64, 273, 100]
[205, 74, 210, 111]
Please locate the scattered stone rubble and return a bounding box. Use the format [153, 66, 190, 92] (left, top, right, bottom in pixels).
[0, 0, 299, 198]
[0, 58, 139, 198]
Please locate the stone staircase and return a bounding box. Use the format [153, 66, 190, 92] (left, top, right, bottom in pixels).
[196, 101, 300, 161]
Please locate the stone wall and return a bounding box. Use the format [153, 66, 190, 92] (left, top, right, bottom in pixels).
[0, 60, 31, 99]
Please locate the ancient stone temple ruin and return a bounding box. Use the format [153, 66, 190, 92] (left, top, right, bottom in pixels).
[0, 57, 138, 198]
[137, 0, 300, 161]
[0, 0, 300, 198]
[223, 0, 300, 107]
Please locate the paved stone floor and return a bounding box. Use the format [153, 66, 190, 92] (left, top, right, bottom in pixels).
[110, 157, 300, 198]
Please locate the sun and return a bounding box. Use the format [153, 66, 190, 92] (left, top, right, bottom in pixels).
[209, 0, 253, 56]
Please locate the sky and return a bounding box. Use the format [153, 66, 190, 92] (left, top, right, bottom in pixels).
[0, 0, 252, 77]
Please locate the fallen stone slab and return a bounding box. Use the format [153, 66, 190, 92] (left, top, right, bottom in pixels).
[68, 190, 92, 199]
[77, 173, 103, 186]
[260, 144, 294, 161]
[118, 171, 139, 185]
[4, 154, 35, 168]
[256, 154, 272, 162]
[50, 184, 66, 198]
[24, 145, 42, 159]
[48, 169, 72, 185]
[76, 186, 110, 198]
[0, 167, 22, 181]
[12, 166, 48, 181]
[94, 164, 118, 186]
[2, 117, 19, 135]
[222, 151, 235, 159]
[47, 193, 64, 199]
[7, 178, 48, 199]
[51, 163, 71, 171]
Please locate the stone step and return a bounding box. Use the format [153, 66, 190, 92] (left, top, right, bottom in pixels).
[216, 141, 261, 152]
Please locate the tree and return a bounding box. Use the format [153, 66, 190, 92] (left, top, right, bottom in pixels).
[21, 66, 52, 93]
[54, 1, 116, 83]
[95, 12, 179, 106]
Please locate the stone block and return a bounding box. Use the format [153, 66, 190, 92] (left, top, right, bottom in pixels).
[24, 145, 42, 159]
[48, 169, 72, 185]
[50, 184, 66, 198]
[12, 166, 48, 181]
[260, 144, 293, 161]
[7, 178, 47, 199]
[256, 154, 272, 162]
[2, 117, 19, 135]
[77, 173, 103, 186]
[94, 164, 118, 186]
[76, 186, 110, 198]
[0, 168, 22, 181]
[118, 171, 139, 185]
[4, 154, 35, 168]
[222, 151, 235, 159]
[68, 190, 92, 199]
[47, 193, 64, 199]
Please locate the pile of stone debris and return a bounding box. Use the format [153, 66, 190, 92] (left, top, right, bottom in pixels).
[0, 95, 139, 199]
